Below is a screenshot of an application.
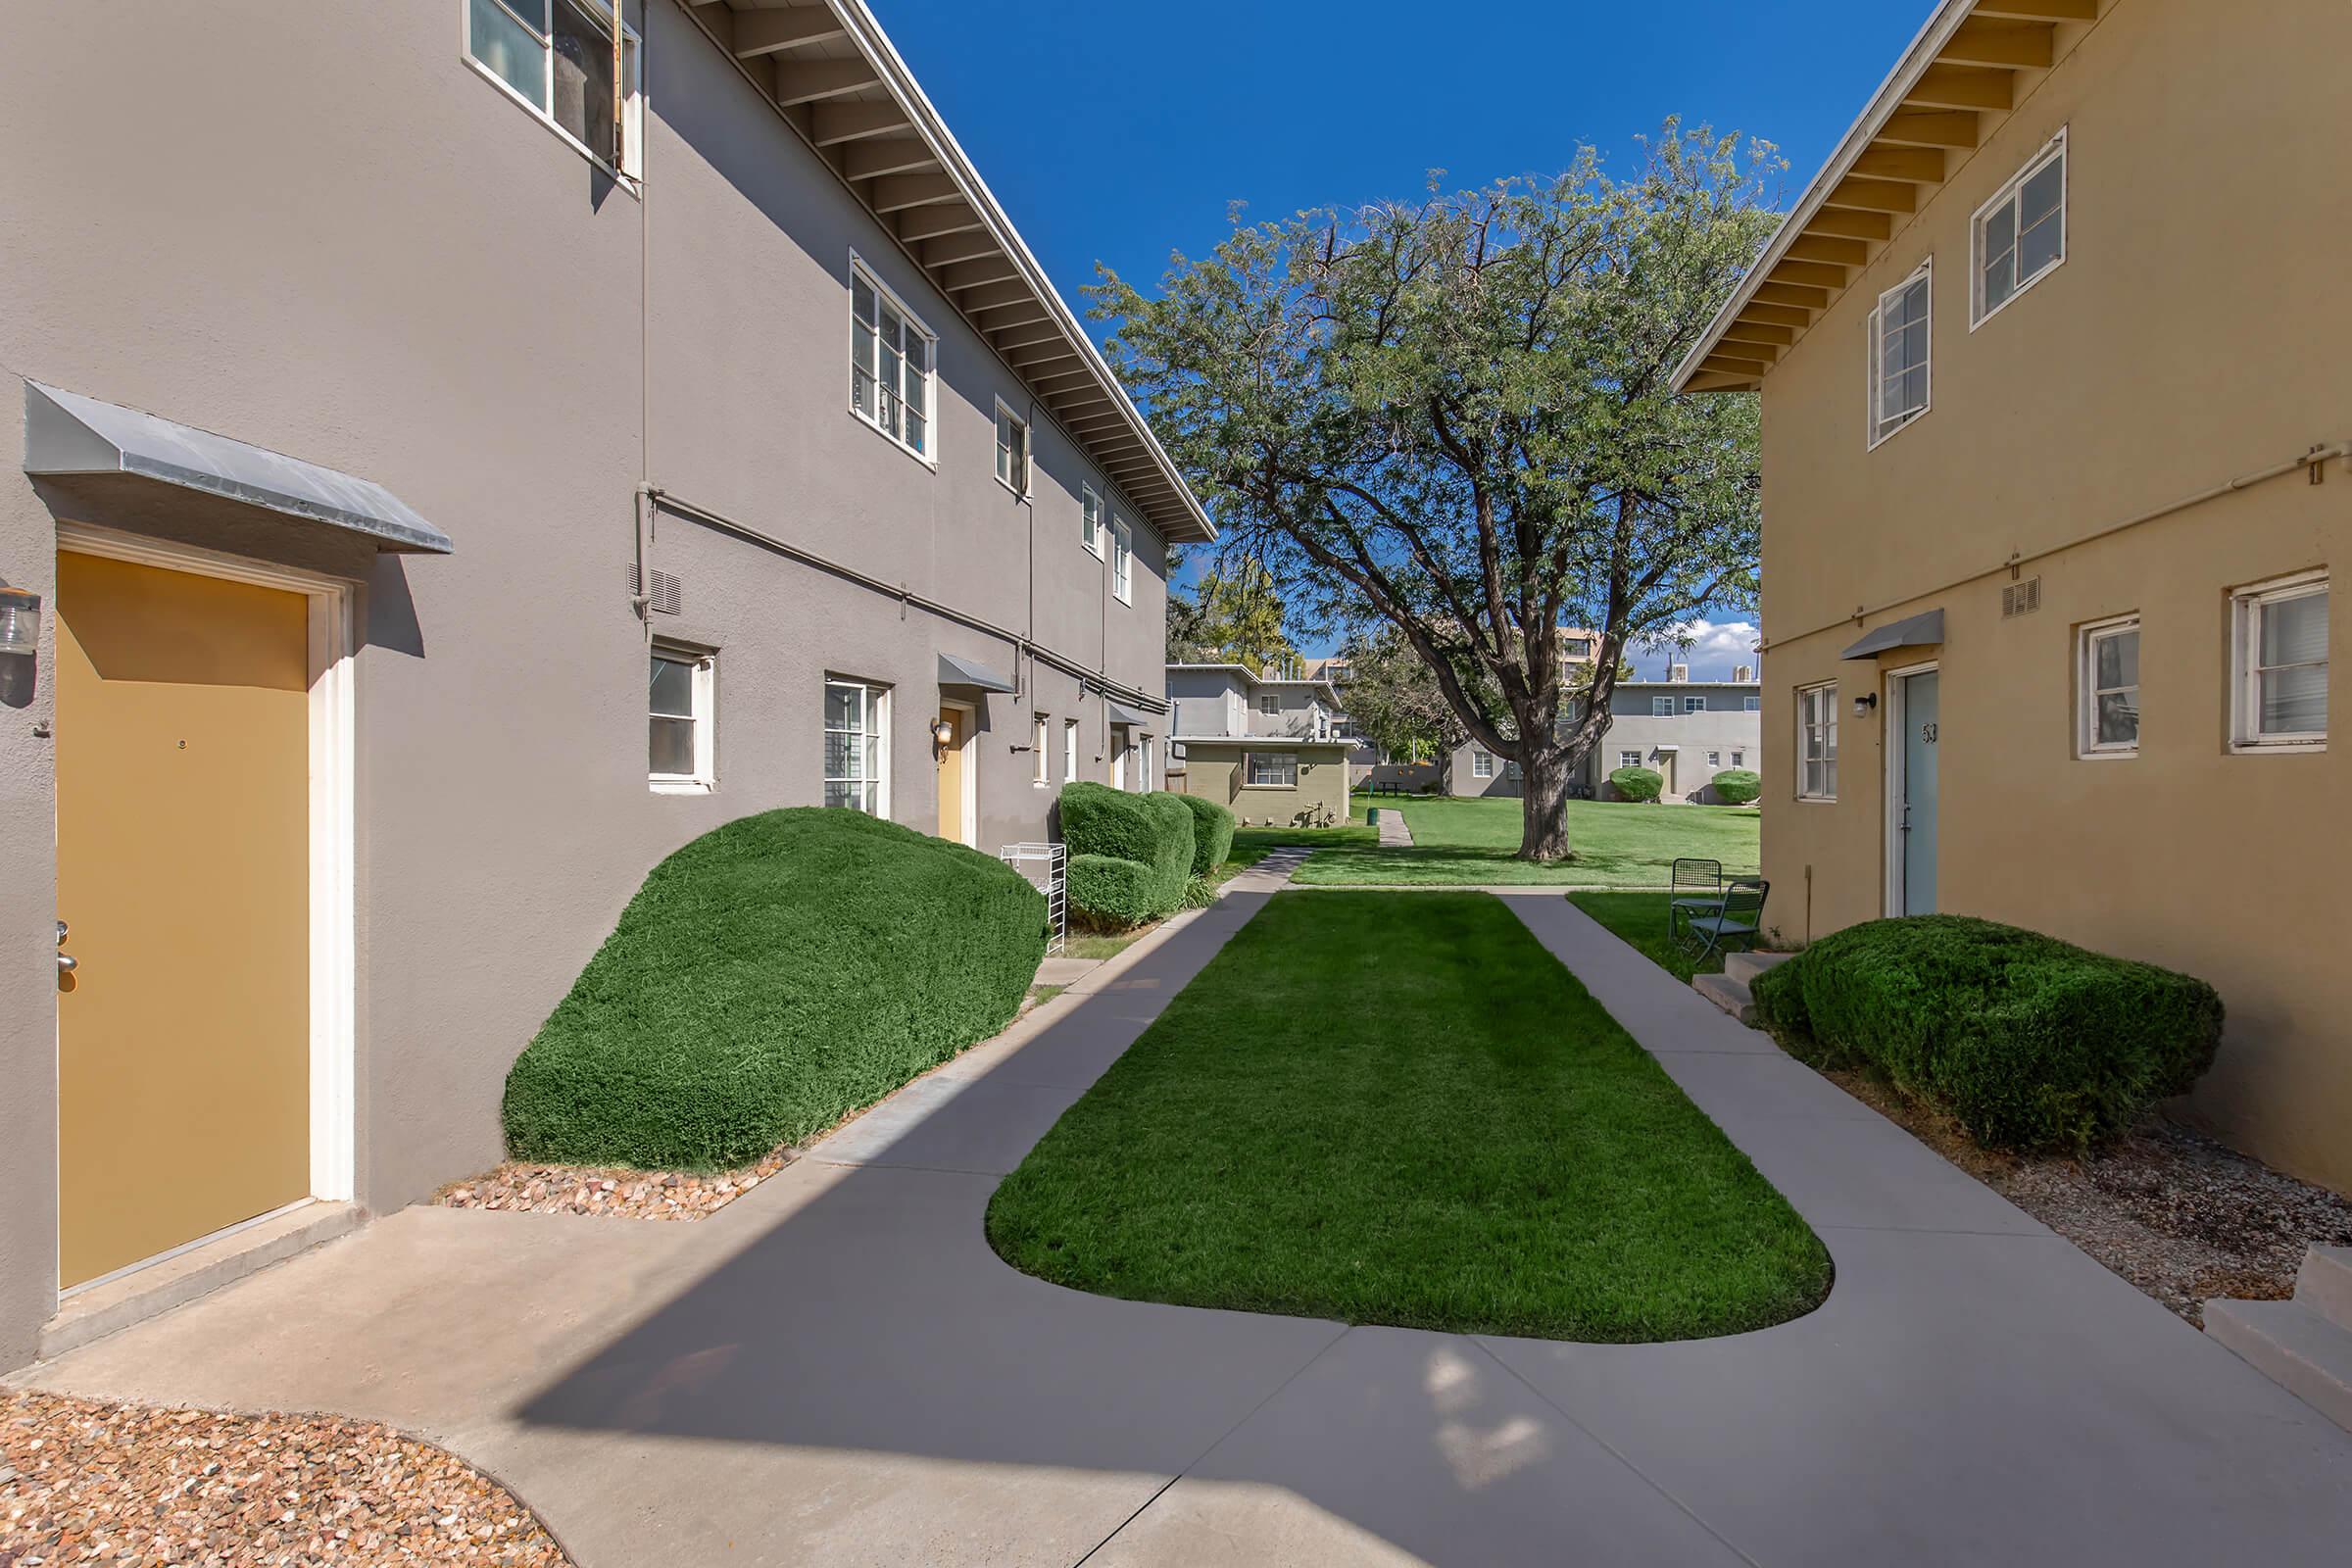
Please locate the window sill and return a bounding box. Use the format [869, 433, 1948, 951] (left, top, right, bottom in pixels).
[2077, 746, 2138, 761]
[1082, 541, 1104, 561]
[1969, 256, 2063, 333]
[1793, 795, 1838, 805]
[650, 778, 716, 796]
[1866, 411, 1926, 453]
[463, 57, 643, 198]
[2229, 739, 2328, 757]
[995, 474, 1032, 501]
[848, 405, 938, 470]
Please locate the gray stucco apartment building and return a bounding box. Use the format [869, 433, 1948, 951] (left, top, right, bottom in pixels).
[1449, 671, 1761, 802]
[0, 0, 1207, 1367]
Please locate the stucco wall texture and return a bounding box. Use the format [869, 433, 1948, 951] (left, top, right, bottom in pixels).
[1755, 0, 2349, 1190]
[0, 0, 1173, 1362]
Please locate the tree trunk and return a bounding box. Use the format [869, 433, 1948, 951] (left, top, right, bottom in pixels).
[1517, 742, 1574, 860]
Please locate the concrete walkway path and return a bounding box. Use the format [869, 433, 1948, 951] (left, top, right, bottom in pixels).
[1374, 805, 1414, 847]
[16, 876, 2352, 1565]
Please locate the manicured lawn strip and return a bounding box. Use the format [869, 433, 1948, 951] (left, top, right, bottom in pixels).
[987, 892, 1831, 1342]
[1226, 822, 1379, 869]
[1567, 890, 1715, 982]
[1298, 796, 1760, 886]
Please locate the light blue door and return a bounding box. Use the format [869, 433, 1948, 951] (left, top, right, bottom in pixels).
[1900, 671, 1939, 915]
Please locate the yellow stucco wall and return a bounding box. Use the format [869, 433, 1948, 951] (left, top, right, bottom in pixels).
[1175, 746, 1352, 828]
[1757, 0, 2350, 1190]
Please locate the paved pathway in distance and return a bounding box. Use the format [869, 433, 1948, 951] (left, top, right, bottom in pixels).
[16, 875, 2352, 1566]
[1375, 805, 1415, 846]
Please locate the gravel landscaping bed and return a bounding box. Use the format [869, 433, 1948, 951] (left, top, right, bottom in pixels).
[435, 1146, 794, 1222]
[1, 1387, 569, 1565]
[1822, 1067, 2352, 1323]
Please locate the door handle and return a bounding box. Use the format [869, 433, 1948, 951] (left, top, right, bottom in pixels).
[56, 918, 74, 973]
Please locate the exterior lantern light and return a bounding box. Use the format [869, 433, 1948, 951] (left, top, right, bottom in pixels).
[930, 716, 956, 755]
[0, 581, 40, 710]
[1853, 691, 1879, 719]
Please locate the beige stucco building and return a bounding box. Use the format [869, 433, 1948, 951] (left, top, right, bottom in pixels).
[0, 0, 1209, 1368]
[1678, 0, 2346, 1189]
[1166, 663, 1354, 827]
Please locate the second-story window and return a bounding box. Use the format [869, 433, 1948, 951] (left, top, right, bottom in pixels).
[1684, 696, 1706, 714]
[1974, 131, 2067, 326]
[995, 402, 1031, 495]
[1081, 485, 1103, 558]
[1258, 693, 1280, 716]
[1867, 261, 1932, 449]
[466, 0, 642, 176]
[1651, 697, 1674, 717]
[851, 264, 934, 461]
[1111, 516, 1133, 604]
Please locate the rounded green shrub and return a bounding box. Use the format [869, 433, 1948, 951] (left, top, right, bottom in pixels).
[1068, 854, 1163, 930]
[1751, 914, 2224, 1152]
[502, 808, 1046, 1171]
[1609, 765, 1664, 803]
[1711, 768, 1762, 805]
[1174, 793, 1236, 876]
[1058, 783, 1195, 926]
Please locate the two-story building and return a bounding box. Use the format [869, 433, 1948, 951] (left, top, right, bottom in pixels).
[1450, 664, 1761, 802]
[1166, 662, 1354, 826]
[0, 0, 1210, 1367]
[1675, 0, 2345, 1189]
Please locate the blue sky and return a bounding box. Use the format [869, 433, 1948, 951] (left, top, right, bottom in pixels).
[871, 0, 1936, 675]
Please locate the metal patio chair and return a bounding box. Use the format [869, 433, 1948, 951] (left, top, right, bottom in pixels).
[1685, 878, 1769, 967]
[1667, 858, 1724, 948]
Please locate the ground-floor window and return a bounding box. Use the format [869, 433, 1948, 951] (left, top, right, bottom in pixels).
[1247, 751, 1298, 788]
[649, 642, 715, 792]
[1731, 749, 1745, 767]
[2079, 614, 2141, 757]
[1471, 748, 1495, 779]
[1797, 682, 1838, 800]
[2231, 572, 2328, 751]
[1063, 717, 1080, 781]
[824, 678, 890, 814]
[1618, 750, 1641, 769]
[1032, 712, 1050, 784]
[1706, 750, 1721, 767]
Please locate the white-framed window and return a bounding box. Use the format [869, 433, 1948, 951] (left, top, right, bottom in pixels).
[1707, 751, 1722, 767]
[1139, 738, 1154, 791]
[851, 260, 934, 462]
[1259, 693, 1280, 716]
[1032, 712, 1051, 785]
[1471, 748, 1495, 779]
[1111, 515, 1134, 605]
[1867, 260, 1932, 448]
[1618, 750, 1642, 770]
[1731, 750, 1746, 767]
[994, 401, 1031, 495]
[2078, 615, 2141, 758]
[1651, 696, 1674, 717]
[466, 0, 642, 177]
[1743, 696, 1761, 712]
[1973, 130, 2067, 327]
[1246, 751, 1298, 788]
[1081, 485, 1104, 558]
[1063, 716, 1080, 781]
[1797, 682, 1838, 800]
[823, 677, 891, 814]
[648, 642, 715, 792]
[1685, 696, 1706, 714]
[2231, 572, 2328, 752]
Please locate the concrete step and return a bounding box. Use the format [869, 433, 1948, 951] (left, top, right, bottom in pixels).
[1723, 950, 1795, 987]
[1691, 970, 1756, 1027]
[2296, 1246, 2352, 1332]
[2206, 1298, 2352, 1434]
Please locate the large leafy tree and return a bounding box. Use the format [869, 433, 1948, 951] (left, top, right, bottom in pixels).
[1168, 556, 1298, 671]
[1336, 626, 1468, 769]
[1100, 124, 1775, 858]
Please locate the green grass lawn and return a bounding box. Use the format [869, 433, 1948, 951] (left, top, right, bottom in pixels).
[1568, 890, 1713, 982]
[1291, 794, 1760, 887]
[1227, 821, 1379, 868]
[987, 891, 1830, 1342]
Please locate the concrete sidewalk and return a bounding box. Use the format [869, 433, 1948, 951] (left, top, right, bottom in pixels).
[16, 878, 2352, 1566]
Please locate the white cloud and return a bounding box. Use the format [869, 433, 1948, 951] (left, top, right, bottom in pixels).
[1633, 618, 1759, 681]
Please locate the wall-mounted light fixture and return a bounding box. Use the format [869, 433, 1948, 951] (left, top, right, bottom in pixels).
[0, 581, 41, 710]
[1852, 692, 1879, 719]
[930, 716, 956, 758]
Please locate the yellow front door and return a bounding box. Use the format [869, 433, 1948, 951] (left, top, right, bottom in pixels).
[1657, 751, 1679, 799]
[935, 705, 967, 844]
[55, 551, 313, 1289]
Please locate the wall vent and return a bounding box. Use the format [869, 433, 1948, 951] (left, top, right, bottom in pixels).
[628, 564, 684, 615]
[2001, 576, 2042, 618]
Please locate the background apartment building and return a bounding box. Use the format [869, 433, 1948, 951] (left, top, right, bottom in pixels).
[1166, 662, 1354, 825]
[0, 0, 1208, 1366]
[1676, 0, 2347, 1189]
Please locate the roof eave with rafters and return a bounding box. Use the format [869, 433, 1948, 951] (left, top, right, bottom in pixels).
[687, 1, 1215, 545]
[1673, 0, 2103, 396]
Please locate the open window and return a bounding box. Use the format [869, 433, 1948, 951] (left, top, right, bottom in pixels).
[466, 0, 641, 177]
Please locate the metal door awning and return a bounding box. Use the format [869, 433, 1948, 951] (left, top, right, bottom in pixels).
[1108, 702, 1158, 729]
[24, 381, 453, 554]
[936, 652, 1016, 693]
[1840, 608, 1942, 661]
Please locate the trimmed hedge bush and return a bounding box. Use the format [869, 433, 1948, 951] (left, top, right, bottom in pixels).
[1751, 915, 2223, 1152]
[1609, 765, 1664, 803]
[1175, 793, 1236, 876]
[502, 808, 1046, 1170]
[1711, 768, 1762, 806]
[1059, 783, 1195, 929]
